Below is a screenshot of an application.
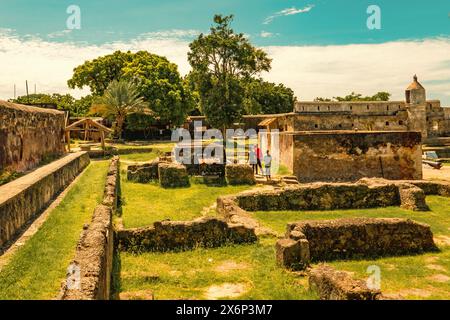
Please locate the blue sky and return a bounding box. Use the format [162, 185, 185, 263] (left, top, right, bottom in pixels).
[0, 0, 449, 104]
[0, 0, 448, 45]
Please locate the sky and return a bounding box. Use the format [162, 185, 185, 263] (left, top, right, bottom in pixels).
[0, 0, 449, 104]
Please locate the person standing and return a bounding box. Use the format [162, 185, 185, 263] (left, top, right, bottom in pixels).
[255, 145, 263, 175]
[263, 150, 272, 181]
[249, 145, 257, 174]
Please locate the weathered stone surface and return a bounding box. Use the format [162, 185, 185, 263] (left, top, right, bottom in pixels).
[60, 157, 119, 300]
[236, 181, 400, 211]
[280, 131, 423, 182]
[309, 265, 381, 300]
[399, 184, 429, 211]
[225, 164, 255, 185]
[127, 160, 159, 183]
[59, 205, 114, 300]
[0, 100, 65, 173]
[117, 217, 257, 252]
[0, 152, 90, 249]
[278, 218, 437, 269]
[275, 238, 309, 270]
[158, 162, 190, 188]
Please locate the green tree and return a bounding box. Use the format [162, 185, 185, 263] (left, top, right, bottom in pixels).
[68, 50, 193, 125]
[68, 51, 134, 96]
[122, 51, 194, 125]
[10, 93, 93, 117]
[188, 14, 272, 129]
[243, 79, 295, 115]
[92, 79, 148, 139]
[315, 91, 391, 102]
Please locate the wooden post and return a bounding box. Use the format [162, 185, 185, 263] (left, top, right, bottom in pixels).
[66, 131, 71, 152]
[101, 130, 105, 152]
[84, 121, 89, 141]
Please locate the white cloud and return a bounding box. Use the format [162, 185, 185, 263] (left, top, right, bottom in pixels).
[262, 38, 450, 105]
[264, 5, 314, 25]
[260, 31, 276, 38]
[0, 29, 449, 106]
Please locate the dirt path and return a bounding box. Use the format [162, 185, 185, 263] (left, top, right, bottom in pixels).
[422, 165, 450, 181]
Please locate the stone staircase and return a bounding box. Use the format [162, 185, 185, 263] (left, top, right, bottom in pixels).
[255, 175, 299, 185]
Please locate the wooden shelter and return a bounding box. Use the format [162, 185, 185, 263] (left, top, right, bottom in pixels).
[65, 118, 113, 152]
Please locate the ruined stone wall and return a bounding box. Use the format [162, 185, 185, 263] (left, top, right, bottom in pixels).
[279, 133, 294, 172]
[277, 218, 437, 270]
[292, 112, 408, 132]
[290, 131, 422, 182]
[0, 101, 65, 173]
[117, 217, 257, 252]
[295, 101, 407, 114]
[59, 157, 119, 300]
[0, 152, 90, 249]
[309, 265, 381, 300]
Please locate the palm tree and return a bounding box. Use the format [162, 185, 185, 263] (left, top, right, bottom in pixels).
[91, 79, 148, 139]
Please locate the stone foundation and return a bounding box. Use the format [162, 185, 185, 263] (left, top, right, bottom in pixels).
[127, 160, 159, 183]
[276, 218, 437, 270]
[117, 217, 257, 252]
[309, 265, 381, 300]
[225, 164, 255, 185]
[0, 152, 90, 249]
[158, 162, 190, 188]
[59, 156, 119, 300]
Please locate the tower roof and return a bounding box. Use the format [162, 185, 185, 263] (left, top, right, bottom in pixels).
[406, 75, 425, 90]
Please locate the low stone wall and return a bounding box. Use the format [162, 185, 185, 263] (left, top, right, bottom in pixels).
[220, 178, 450, 213]
[158, 162, 190, 188]
[59, 156, 119, 300]
[309, 265, 381, 300]
[225, 164, 255, 185]
[185, 163, 225, 177]
[117, 217, 257, 252]
[0, 152, 90, 249]
[276, 218, 437, 270]
[127, 160, 159, 183]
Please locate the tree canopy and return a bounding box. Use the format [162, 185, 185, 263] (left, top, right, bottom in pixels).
[68, 50, 193, 125]
[10, 93, 93, 117]
[91, 79, 148, 139]
[188, 15, 272, 129]
[315, 92, 391, 102]
[243, 79, 295, 115]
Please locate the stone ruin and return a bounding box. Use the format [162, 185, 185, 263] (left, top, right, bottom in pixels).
[276, 218, 437, 270]
[308, 265, 382, 300]
[116, 217, 257, 252]
[127, 160, 190, 188]
[127, 160, 256, 187]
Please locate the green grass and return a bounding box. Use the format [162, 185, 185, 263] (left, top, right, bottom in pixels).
[118, 142, 174, 162]
[0, 161, 109, 300]
[119, 152, 160, 162]
[253, 196, 450, 300]
[113, 238, 317, 300]
[254, 196, 450, 236]
[120, 175, 252, 228]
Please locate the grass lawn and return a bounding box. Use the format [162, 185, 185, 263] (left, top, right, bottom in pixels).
[119, 141, 174, 162]
[120, 174, 253, 228]
[113, 238, 318, 300]
[254, 196, 450, 300]
[0, 160, 109, 300]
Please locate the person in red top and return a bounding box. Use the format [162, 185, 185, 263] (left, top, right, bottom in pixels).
[255, 145, 263, 175]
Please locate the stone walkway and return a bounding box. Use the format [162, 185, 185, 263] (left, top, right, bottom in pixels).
[0, 164, 88, 272]
[423, 165, 450, 181]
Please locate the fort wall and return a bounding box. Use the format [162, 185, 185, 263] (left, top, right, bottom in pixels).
[0, 101, 65, 173]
